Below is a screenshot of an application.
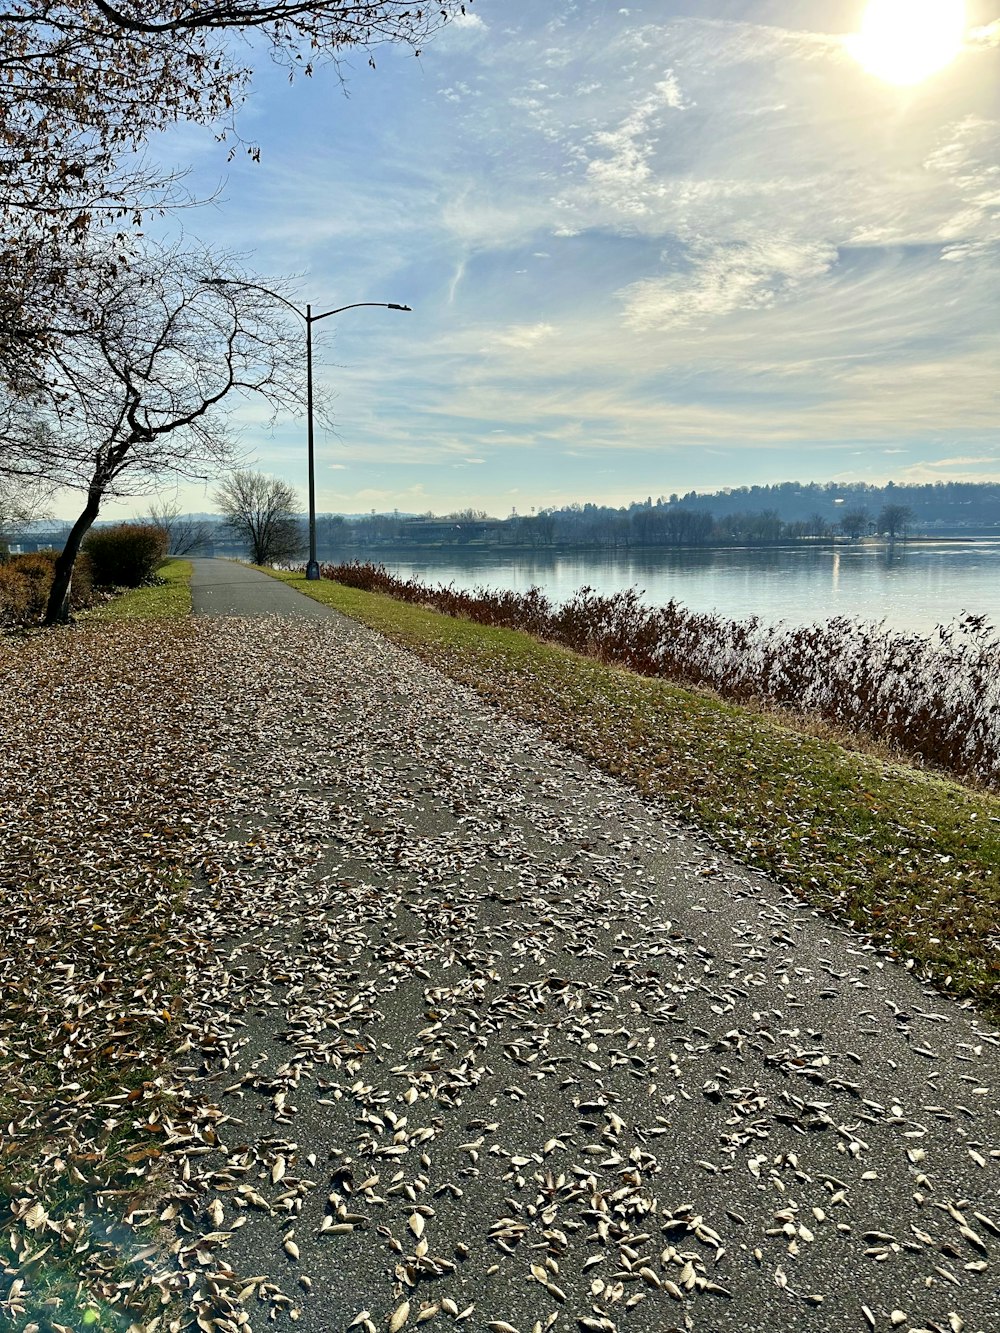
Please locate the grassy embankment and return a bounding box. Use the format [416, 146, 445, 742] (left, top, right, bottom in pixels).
[79, 556, 193, 622]
[263, 567, 1000, 1022]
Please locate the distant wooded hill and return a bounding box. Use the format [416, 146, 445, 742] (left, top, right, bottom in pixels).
[9, 479, 1000, 556]
[317, 479, 1000, 549]
[634, 480, 1000, 528]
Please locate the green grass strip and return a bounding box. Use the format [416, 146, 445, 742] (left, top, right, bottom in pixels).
[262, 567, 1000, 1021]
[82, 558, 193, 622]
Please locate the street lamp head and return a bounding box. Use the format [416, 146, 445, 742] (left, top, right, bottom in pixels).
[388, 303, 412, 311]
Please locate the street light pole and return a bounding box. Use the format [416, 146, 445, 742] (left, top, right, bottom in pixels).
[305, 303, 317, 579]
[303, 301, 411, 578]
[202, 278, 410, 580]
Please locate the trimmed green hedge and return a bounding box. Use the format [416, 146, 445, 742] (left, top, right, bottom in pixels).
[83, 523, 169, 588]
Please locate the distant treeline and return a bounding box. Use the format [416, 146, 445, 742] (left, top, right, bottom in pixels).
[11, 479, 1000, 556]
[318, 480, 1000, 549]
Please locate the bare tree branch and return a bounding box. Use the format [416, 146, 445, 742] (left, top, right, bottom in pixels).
[0, 474, 50, 548]
[145, 497, 213, 556]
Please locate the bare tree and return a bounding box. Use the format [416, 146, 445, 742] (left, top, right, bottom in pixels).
[0, 242, 308, 623]
[146, 498, 213, 557]
[0, 2, 468, 384]
[877, 503, 913, 541]
[805, 511, 829, 537]
[214, 471, 304, 565]
[839, 507, 871, 540]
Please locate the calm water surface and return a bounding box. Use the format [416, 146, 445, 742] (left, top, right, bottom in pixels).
[324, 541, 1000, 634]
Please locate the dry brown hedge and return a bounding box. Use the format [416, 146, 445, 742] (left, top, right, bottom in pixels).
[0, 550, 94, 629]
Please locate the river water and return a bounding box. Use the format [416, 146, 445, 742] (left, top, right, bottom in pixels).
[320, 540, 1000, 634]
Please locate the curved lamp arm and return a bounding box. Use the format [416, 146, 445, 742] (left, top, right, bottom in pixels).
[202, 278, 411, 323]
[202, 276, 305, 320]
[312, 301, 412, 324]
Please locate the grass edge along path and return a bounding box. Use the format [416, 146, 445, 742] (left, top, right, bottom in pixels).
[2, 590, 199, 1331]
[262, 567, 1000, 1023]
[80, 558, 193, 623]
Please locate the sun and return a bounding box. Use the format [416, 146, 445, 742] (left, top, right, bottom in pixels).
[848, 0, 966, 85]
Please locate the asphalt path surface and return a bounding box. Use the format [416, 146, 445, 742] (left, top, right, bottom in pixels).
[190, 557, 335, 618]
[175, 561, 998, 1333]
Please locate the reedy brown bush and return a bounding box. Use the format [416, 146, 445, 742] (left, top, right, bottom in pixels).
[0, 550, 94, 629]
[320, 561, 1000, 790]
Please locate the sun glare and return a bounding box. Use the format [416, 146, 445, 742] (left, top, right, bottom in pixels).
[848, 0, 966, 85]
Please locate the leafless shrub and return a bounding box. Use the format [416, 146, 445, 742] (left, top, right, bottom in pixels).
[146, 499, 213, 556]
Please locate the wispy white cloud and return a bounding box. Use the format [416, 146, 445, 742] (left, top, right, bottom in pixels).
[619, 238, 837, 329]
[896, 455, 1000, 484]
[491, 322, 556, 350]
[969, 20, 1000, 47]
[920, 456, 1000, 468]
[924, 115, 1000, 260]
[452, 11, 486, 29]
[584, 74, 687, 213]
[446, 256, 467, 305]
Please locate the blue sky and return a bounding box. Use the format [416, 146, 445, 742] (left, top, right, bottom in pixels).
[108, 0, 1000, 519]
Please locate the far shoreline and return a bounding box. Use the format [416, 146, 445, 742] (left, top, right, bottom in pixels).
[300, 533, 1000, 557]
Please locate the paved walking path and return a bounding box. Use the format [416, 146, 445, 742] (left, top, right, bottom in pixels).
[190, 557, 335, 618]
[172, 561, 998, 1333]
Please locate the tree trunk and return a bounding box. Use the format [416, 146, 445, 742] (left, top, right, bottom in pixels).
[44, 486, 104, 625]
